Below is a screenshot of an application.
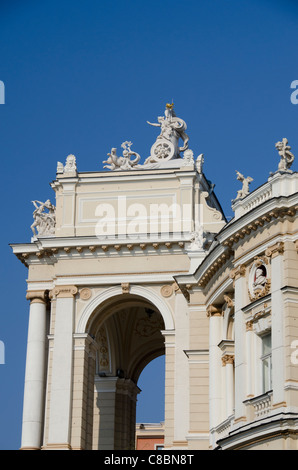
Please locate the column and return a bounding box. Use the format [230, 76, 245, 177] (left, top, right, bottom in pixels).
[114, 379, 140, 450]
[93, 377, 118, 450]
[207, 305, 223, 431]
[21, 290, 48, 450]
[222, 354, 235, 417]
[46, 285, 77, 449]
[245, 321, 254, 399]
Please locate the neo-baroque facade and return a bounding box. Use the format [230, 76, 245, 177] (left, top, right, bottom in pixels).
[11, 106, 298, 450]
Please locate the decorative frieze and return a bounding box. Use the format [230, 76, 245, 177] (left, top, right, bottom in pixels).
[198, 250, 233, 288]
[223, 206, 297, 249]
[16, 240, 188, 266]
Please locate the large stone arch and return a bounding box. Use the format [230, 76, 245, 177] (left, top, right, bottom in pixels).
[76, 284, 175, 334]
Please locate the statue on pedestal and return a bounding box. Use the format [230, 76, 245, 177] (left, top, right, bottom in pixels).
[145, 103, 189, 164]
[275, 138, 295, 173]
[234, 171, 253, 200]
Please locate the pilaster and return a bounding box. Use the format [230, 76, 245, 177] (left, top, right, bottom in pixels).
[161, 330, 176, 448]
[230, 264, 247, 423]
[266, 243, 285, 407]
[44, 285, 78, 449]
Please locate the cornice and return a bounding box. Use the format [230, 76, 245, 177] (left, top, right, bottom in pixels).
[192, 196, 297, 289]
[10, 238, 187, 267]
[218, 195, 298, 249]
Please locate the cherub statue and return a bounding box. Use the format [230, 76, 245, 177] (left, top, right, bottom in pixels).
[235, 171, 253, 200]
[275, 138, 295, 172]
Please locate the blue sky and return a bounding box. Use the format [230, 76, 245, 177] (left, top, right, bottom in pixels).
[0, 0, 297, 449]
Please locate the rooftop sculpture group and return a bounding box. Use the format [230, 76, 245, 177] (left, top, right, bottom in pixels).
[31, 200, 56, 238]
[29, 106, 295, 238]
[103, 103, 193, 171]
[234, 137, 295, 201]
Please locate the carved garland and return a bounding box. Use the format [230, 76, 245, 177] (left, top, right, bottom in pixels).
[97, 326, 110, 371]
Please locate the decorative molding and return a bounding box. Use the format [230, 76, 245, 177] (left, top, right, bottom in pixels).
[223, 293, 234, 308]
[221, 354, 235, 366]
[248, 256, 271, 302]
[97, 326, 110, 371]
[230, 264, 246, 282]
[121, 283, 130, 294]
[134, 315, 164, 337]
[16, 240, 187, 265]
[161, 285, 173, 298]
[249, 279, 271, 302]
[206, 304, 222, 317]
[265, 241, 285, 258]
[79, 288, 92, 300]
[223, 205, 297, 250]
[198, 250, 233, 288]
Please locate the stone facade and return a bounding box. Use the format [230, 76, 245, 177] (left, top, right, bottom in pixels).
[11, 106, 298, 450]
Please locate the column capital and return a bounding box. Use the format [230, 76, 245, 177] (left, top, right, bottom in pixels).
[230, 264, 246, 281]
[26, 290, 48, 304]
[223, 293, 234, 308]
[265, 241, 284, 258]
[221, 354, 235, 367]
[50, 285, 78, 298]
[206, 304, 222, 317]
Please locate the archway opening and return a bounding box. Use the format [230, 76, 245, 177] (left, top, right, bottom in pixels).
[136, 355, 165, 423]
[135, 355, 165, 450]
[88, 295, 167, 450]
